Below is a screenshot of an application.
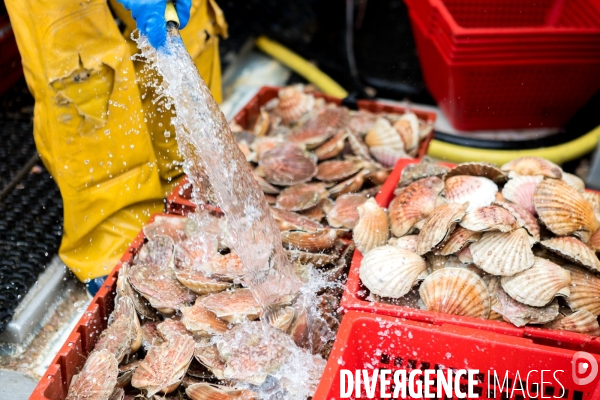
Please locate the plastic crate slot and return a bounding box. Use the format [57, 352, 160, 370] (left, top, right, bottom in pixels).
[420, 361, 431, 370]
[394, 357, 403, 367]
[574, 390, 584, 400]
[407, 359, 417, 369]
[545, 386, 556, 397]
[380, 354, 390, 364]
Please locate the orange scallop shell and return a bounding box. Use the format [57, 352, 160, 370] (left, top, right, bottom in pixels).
[501, 156, 563, 179]
[416, 202, 468, 255]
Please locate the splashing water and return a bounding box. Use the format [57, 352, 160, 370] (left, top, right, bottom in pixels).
[135, 28, 302, 312]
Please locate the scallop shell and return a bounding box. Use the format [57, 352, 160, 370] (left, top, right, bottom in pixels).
[389, 176, 445, 237]
[259, 143, 317, 186]
[589, 228, 600, 252]
[281, 229, 344, 252]
[271, 207, 323, 232]
[359, 245, 427, 298]
[502, 175, 543, 215]
[416, 202, 468, 255]
[289, 107, 348, 148]
[275, 85, 315, 124]
[364, 118, 405, 151]
[584, 191, 600, 222]
[194, 344, 226, 380]
[253, 173, 280, 195]
[502, 157, 563, 179]
[347, 129, 375, 162]
[199, 288, 261, 324]
[354, 198, 389, 254]
[388, 235, 419, 253]
[326, 193, 368, 229]
[94, 296, 142, 363]
[444, 162, 507, 183]
[393, 112, 420, 152]
[534, 178, 599, 242]
[348, 110, 378, 135]
[316, 159, 363, 182]
[540, 236, 600, 272]
[276, 183, 329, 211]
[457, 245, 474, 264]
[175, 269, 232, 295]
[66, 350, 118, 400]
[500, 257, 570, 307]
[314, 129, 347, 161]
[493, 286, 559, 327]
[268, 306, 296, 332]
[369, 145, 410, 168]
[545, 310, 600, 336]
[562, 264, 600, 316]
[470, 228, 535, 276]
[252, 109, 271, 137]
[328, 170, 368, 198]
[493, 201, 540, 243]
[445, 175, 498, 212]
[131, 334, 195, 397]
[419, 267, 491, 319]
[399, 158, 450, 187]
[180, 299, 229, 336]
[299, 197, 333, 221]
[438, 227, 482, 256]
[459, 205, 518, 232]
[186, 383, 256, 400]
[563, 172, 585, 193]
[286, 249, 338, 267]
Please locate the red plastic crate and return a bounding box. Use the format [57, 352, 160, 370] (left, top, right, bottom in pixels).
[30, 214, 183, 400]
[314, 311, 600, 400]
[341, 158, 600, 352]
[165, 86, 438, 215]
[407, 8, 600, 130]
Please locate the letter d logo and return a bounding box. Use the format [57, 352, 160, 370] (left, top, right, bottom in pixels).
[572, 352, 599, 386]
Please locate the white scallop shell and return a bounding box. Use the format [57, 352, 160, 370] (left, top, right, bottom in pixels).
[359, 245, 426, 298]
[501, 175, 543, 215]
[354, 198, 389, 254]
[470, 228, 535, 276]
[445, 175, 498, 212]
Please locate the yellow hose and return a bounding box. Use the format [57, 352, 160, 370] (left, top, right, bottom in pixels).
[255, 36, 348, 98]
[165, 1, 180, 27]
[427, 125, 600, 164]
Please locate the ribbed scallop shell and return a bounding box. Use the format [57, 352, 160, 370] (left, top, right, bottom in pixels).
[501, 175, 543, 215]
[314, 129, 347, 161]
[369, 146, 410, 168]
[388, 235, 419, 253]
[393, 112, 420, 152]
[562, 264, 600, 316]
[347, 129, 375, 162]
[545, 310, 600, 336]
[493, 286, 559, 327]
[199, 288, 261, 324]
[354, 198, 389, 254]
[493, 201, 540, 243]
[276, 183, 329, 212]
[348, 110, 378, 135]
[500, 257, 570, 307]
[445, 176, 498, 212]
[259, 143, 317, 186]
[563, 172, 585, 193]
[438, 227, 482, 255]
[399, 158, 450, 187]
[365, 118, 405, 152]
[289, 107, 348, 148]
[270, 207, 323, 232]
[281, 229, 343, 252]
[275, 85, 315, 125]
[470, 228, 535, 276]
[501, 157, 563, 179]
[186, 383, 256, 400]
[419, 267, 491, 319]
[584, 191, 600, 222]
[541, 237, 600, 272]
[459, 205, 518, 232]
[359, 245, 426, 298]
[326, 193, 368, 229]
[444, 162, 507, 183]
[389, 176, 445, 237]
[66, 350, 118, 400]
[316, 159, 363, 182]
[536, 179, 599, 242]
[457, 246, 474, 264]
[416, 202, 468, 255]
[180, 299, 229, 336]
[589, 228, 600, 252]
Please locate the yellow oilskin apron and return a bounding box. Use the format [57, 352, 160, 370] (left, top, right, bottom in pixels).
[4, 0, 227, 281]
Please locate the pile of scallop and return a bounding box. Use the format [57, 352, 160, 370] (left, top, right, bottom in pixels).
[66, 213, 349, 400]
[226, 84, 433, 240]
[356, 157, 600, 335]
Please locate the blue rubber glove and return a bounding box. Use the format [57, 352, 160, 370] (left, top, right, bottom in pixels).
[117, 0, 192, 49]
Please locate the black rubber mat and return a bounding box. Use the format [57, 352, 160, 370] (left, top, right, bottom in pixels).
[0, 79, 64, 334]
